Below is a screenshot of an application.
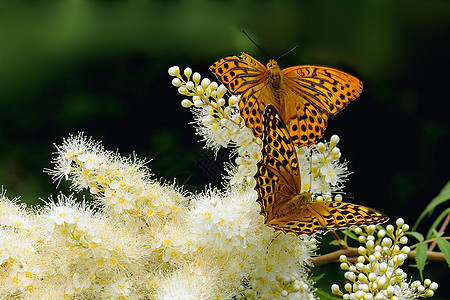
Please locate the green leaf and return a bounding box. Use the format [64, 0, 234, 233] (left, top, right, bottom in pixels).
[413, 180, 450, 231]
[342, 229, 358, 240]
[310, 273, 325, 282]
[329, 239, 342, 247]
[315, 288, 341, 300]
[435, 237, 450, 268]
[426, 208, 450, 239]
[415, 242, 428, 280]
[406, 231, 424, 242]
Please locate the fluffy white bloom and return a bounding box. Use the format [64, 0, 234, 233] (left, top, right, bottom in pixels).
[48, 205, 76, 226]
[297, 135, 350, 195]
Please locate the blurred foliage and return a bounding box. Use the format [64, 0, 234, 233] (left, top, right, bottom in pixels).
[0, 0, 449, 297]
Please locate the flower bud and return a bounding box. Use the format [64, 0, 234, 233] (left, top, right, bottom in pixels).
[330, 135, 340, 146]
[181, 99, 192, 107]
[377, 229, 386, 238]
[368, 273, 377, 282]
[430, 282, 438, 290]
[201, 78, 210, 88]
[186, 81, 194, 90]
[344, 282, 352, 293]
[401, 246, 410, 254]
[178, 86, 189, 95]
[382, 237, 392, 247]
[386, 224, 394, 233]
[358, 246, 366, 256]
[192, 72, 201, 83]
[425, 290, 434, 297]
[217, 84, 227, 98]
[209, 81, 218, 91]
[171, 78, 182, 87]
[184, 67, 192, 77]
[229, 95, 238, 106]
[168, 66, 180, 76]
[193, 99, 203, 107]
[331, 284, 341, 295]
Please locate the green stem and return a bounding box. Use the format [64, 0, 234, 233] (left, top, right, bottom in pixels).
[410, 236, 450, 250]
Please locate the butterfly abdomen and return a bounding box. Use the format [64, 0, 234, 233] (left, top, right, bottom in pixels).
[273, 193, 312, 219]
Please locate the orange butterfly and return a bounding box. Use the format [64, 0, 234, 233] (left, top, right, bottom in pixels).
[210, 53, 363, 147]
[255, 105, 388, 235]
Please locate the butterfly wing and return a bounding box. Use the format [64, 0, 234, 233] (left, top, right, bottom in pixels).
[268, 201, 389, 235]
[255, 105, 302, 223]
[283, 89, 330, 147]
[281, 66, 362, 146]
[266, 206, 319, 236]
[283, 65, 363, 115]
[209, 53, 268, 94]
[210, 53, 274, 138]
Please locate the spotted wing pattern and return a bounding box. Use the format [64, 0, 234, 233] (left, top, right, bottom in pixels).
[210, 53, 269, 137]
[268, 200, 390, 236]
[210, 52, 363, 147]
[254, 105, 389, 235]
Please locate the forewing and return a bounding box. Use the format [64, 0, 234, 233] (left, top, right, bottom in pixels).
[283, 66, 363, 115]
[239, 83, 274, 138]
[210, 53, 273, 138]
[255, 105, 302, 223]
[209, 52, 268, 94]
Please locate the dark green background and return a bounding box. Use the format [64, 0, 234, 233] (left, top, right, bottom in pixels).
[0, 0, 448, 298]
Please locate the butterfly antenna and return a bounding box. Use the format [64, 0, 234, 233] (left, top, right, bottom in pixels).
[277, 45, 299, 61]
[241, 29, 271, 59]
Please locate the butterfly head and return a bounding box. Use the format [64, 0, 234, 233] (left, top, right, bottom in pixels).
[266, 59, 280, 71]
[266, 59, 282, 83]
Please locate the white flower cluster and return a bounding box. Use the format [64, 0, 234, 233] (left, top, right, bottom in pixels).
[297, 135, 350, 195]
[169, 66, 263, 189]
[0, 133, 317, 298]
[331, 219, 439, 299]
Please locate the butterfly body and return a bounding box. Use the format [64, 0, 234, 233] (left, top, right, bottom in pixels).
[210, 53, 363, 147]
[255, 105, 388, 236]
[271, 192, 312, 221]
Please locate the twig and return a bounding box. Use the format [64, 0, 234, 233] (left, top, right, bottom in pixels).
[428, 211, 450, 252]
[311, 248, 446, 267]
[407, 250, 445, 262]
[311, 248, 358, 267]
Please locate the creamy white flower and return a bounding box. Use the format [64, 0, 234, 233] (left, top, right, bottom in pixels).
[48, 205, 76, 226]
[332, 219, 438, 299]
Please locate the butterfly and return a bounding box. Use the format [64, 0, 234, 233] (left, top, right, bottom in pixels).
[254, 104, 388, 235]
[210, 52, 363, 147]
